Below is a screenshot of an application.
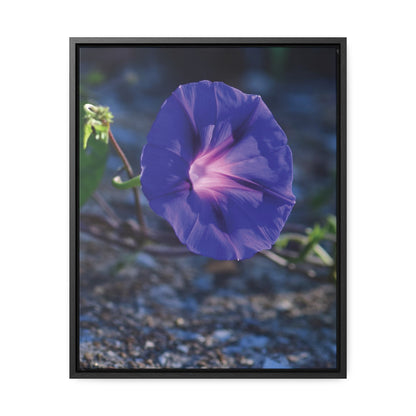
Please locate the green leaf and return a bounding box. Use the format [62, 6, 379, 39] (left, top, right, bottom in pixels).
[79, 107, 108, 208]
[297, 224, 326, 262]
[313, 244, 334, 267]
[92, 123, 108, 133]
[274, 235, 289, 249]
[325, 215, 337, 235]
[82, 104, 113, 147]
[309, 224, 327, 241]
[83, 123, 93, 149]
[92, 123, 110, 144]
[112, 175, 141, 190]
[79, 102, 113, 207]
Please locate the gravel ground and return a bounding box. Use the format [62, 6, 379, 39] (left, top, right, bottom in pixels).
[79, 234, 337, 370]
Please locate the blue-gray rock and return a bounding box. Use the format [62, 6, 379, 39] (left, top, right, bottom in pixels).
[80, 329, 94, 343]
[212, 329, 232, 342]
[193, 274, 214, 291]
[263, 356, 291, 369]
[148, 284, 182, 309]
[177, 344, 189, 354]
[136, 252, 158, 269]
[239, 335, 269, 349]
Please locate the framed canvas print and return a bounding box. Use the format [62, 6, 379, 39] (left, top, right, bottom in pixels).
[70, 38, 346, 378]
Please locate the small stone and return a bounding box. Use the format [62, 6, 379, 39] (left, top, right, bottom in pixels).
[158, 352, 188, 368]
[84, 352, 93, 361]
[287, 352, 310, 363]
[80, 329, 94, 343]
[158, 352, 170, 366]
[169, 329, 205, 343]
[276, 298, 293, 311]
[145, 340, 155, 349]
[175, 317, 185, 327]
[148, 285, 183, 309]
[148, 284, 177, 300]
[223, 345, 243, 355]
[193, 274, 214, 291]
[240, 357, 254, 366]
[144, 316, 155, 327]
[263, 356, 291, 369]
[212, 329, 232, 342]
[239, 335, 269, 349]
[177, 344, 189, 354]
[136, 252, 158, 269]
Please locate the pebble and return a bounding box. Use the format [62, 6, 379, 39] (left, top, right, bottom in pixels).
[136, 252, 158, 269]
[182, 297, 198, 312]
[240, 357, 254, 366]
[144, 340, 155, 349]
[239, 335, 269, 349]
[276, 298, 294, 311]
[223, 346, 243, 355]
[148, 284, 183, 309]
[148, 284, 178, 299]
[193, 274, 214, 291]
[177, 344, 189, 354]
[158, 352, 170, 366]
[212, 329, 233, 342]
[263, 356, 291, 369]
[158, 352, 189, 368]
[287, 352, 310, 363]
[80, 329, 94, 343]
[169, 329, 205, 343]
[175, 317, 185, 327]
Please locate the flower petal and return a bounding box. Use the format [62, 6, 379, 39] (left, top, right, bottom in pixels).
[220, 136, 295, 202]
[210, 82, 259, 147]
[238, 97, 288, 148]
[173, 81, 261, 153]
[181, 188, 293, 261]
[219, 192, 294, 259]
[147, 189, 198, 244]
[141, 144, 191, 200]
[183, 192, 240, 260]
[146, 94, 197, 162]
[173, 81, 217, 139]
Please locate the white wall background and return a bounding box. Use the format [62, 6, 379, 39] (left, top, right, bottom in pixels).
[1, 1, 415, 415]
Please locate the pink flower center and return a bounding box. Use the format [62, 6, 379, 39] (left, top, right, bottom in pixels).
[189, 151, 233, 196]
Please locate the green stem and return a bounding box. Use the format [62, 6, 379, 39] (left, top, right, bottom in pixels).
[108, 128, 146, 233]
[112, 175, 141, 190]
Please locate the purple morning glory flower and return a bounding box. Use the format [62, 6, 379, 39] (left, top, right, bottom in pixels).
[141, 80, 295, 260]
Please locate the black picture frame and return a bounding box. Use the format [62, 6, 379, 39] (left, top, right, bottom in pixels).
[70, 37, 346, 378]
